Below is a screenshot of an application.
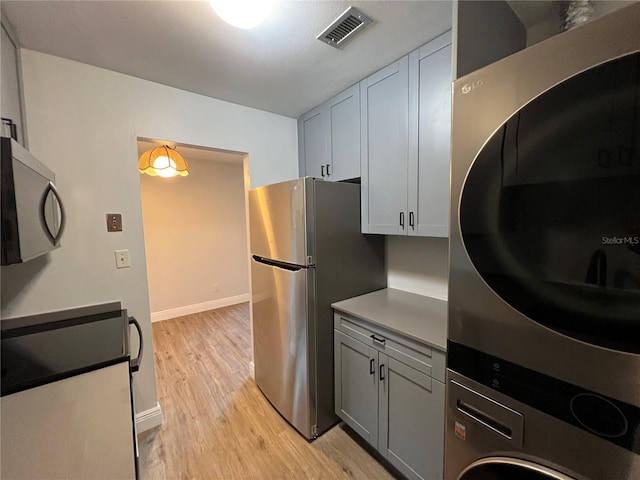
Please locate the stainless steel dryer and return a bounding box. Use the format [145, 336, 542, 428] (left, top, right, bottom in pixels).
[447, 3, 640, 479]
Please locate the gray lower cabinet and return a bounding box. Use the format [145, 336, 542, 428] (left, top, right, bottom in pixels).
[334, 313, 445, 480]
[334, 330, 379, 446]
[379, 355, 445, 480]
[298, 83, 360, 182]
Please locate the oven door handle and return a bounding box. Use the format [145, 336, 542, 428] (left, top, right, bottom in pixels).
[128, 316, 143, 373]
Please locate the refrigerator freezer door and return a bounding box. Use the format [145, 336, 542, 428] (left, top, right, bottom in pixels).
[251, 256, 317, 439]
[249, 178, 314, 266]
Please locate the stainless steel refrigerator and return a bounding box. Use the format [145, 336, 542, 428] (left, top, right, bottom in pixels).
[249, 177, 385, 439]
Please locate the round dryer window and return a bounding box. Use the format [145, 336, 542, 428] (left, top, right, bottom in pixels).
[458, 457, 575, 480]
[459, 52, 640, 354]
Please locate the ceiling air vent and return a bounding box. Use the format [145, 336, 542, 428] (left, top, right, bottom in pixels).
[317, 7, 373, 49]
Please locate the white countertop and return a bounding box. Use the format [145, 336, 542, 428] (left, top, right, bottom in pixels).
[332, 288, 448, 352]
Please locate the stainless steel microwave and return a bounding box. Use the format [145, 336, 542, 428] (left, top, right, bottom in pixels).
[1, 137, 65, 265]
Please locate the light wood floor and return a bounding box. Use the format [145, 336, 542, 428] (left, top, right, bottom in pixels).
[139, 303, 399, 480]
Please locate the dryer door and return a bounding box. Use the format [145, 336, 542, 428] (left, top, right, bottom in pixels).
[459, 51, 640, 353]
[458, 457, 575, 480]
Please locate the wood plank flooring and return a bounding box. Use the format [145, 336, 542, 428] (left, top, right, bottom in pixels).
[139, 303, 399, 480]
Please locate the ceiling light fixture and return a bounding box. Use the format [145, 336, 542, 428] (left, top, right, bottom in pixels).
[138, 145, 189, 178]
[209, 0, 278, 29]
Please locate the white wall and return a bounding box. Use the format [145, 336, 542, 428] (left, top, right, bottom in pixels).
[386, 236, 449, 300]
[140, 155, 249, 317]
[0, 50, 298, 426]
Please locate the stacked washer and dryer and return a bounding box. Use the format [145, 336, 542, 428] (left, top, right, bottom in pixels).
[446, 4, 640, 479]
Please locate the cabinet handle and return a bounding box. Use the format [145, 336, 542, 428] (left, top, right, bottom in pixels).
[409, 211, 415, 229]
[1, 117, 17, 141]
[321, 165, 325, 177]
[399, 212, 405, 229]
[379, 364, 385, 381]
[370, 358, 375, 375]
[326, 164, 331, 176]
[370, 334, 386, 346]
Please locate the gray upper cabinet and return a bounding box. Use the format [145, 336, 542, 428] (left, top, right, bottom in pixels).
[298, 106, 326, 179]
[361, 31, 452, 237]
[360, 57, 409, 235]
[300, 31, 452, 236]
[1, 19, 26, 146]
[297, 83, 360, 182]
[408, 32, 452, 237]
[328, 84, 360, 182]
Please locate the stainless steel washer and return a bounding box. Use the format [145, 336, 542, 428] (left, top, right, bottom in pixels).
[445, 363, 640, 480]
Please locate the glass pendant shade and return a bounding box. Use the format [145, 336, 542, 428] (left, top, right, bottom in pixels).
[138, 145, 189, 178]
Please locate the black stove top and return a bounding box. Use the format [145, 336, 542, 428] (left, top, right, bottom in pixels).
[1, 304, 129, 396]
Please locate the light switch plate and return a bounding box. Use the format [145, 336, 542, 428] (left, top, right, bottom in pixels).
[107, 213, 123, 232]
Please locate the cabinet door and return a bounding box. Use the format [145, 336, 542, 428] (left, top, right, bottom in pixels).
[409, 31, 452, 237]
[1, 22, 24, 146]
[298, 105, 328, 179]
[0, 363, 136, 479]
[328, 84, 360, 181]
[378, 355, 445, 480]
[334, 330, 379, 448]
[361, 57, 409, 234]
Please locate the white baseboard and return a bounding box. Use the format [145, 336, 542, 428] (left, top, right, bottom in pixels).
[135, 403, 162, 433]
[150, 293, 250, 322]
[249, 360, 255, 379]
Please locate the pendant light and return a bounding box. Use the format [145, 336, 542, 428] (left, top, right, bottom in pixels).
[138, 145, 189, 178]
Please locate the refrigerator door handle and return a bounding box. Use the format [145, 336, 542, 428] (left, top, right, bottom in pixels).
[252, 255, 304, 271]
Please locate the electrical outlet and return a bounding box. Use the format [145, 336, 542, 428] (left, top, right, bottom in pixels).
[115, 249, 131, 268]
[107, 213, 123, 232]
[213, 284, 220, 292]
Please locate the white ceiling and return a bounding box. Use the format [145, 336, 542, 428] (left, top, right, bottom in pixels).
[1, 0, 454, 118]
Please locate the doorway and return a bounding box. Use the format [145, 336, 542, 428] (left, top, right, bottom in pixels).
[137, 138, 250, 322]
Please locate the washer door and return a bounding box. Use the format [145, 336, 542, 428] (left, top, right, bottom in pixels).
[459, 51, 640, 353]
[458, 457, 575, 480]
